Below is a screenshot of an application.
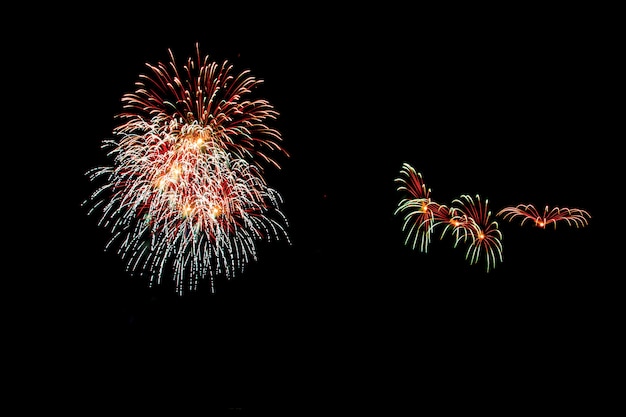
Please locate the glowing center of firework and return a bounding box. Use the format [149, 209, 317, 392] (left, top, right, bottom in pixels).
[182, 131, 207, 150]
[536, 219, 546, 228]
[210, 204, 222, 219]
[169, 164, 182, 180]
[156, 163, 182, 189]
[181, 203, 194, 217]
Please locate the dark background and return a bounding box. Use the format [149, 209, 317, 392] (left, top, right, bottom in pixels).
[14, 3, 614, 414]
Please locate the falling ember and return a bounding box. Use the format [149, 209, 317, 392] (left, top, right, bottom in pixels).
[83, 43, 290, 294]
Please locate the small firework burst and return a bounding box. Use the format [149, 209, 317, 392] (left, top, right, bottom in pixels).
[394, 164, 502, 271]
[394, 163, 589, 273]
[451, 194, 503, 273]
[83, 43, 290, 294]
[497, 204, 591, 229]
[394, 163, 437, 253]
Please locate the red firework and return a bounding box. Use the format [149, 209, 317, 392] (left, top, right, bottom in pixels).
[451, 194, 503, 273]
[394, 163, 439, 253]
[83, 43, 290, 295]
[394, 163, 592, 273]
[497, 204, 591, 229]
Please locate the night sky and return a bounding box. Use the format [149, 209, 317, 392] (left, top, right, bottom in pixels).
[18, 4, 614, 414]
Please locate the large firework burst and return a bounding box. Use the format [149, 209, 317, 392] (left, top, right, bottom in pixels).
[83, 43, 290, 294]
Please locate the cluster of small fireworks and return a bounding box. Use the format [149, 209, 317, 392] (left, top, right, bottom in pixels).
[83, 43, 290, 294]
[394, 162, 591, 272]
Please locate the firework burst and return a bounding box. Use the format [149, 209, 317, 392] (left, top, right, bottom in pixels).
[394, 163, 437, 253]
[394, 163, 589, 273]
[451, 194, 503, 273]
[394, 163, 484, 259]
[497, 204, 591, 229]
[83, 43, 290, 294]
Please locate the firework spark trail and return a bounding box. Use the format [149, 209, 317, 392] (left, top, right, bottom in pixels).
[394, 163, 589, 273]
[497, 204, 591, 229]
[83, 43, 290, 294]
